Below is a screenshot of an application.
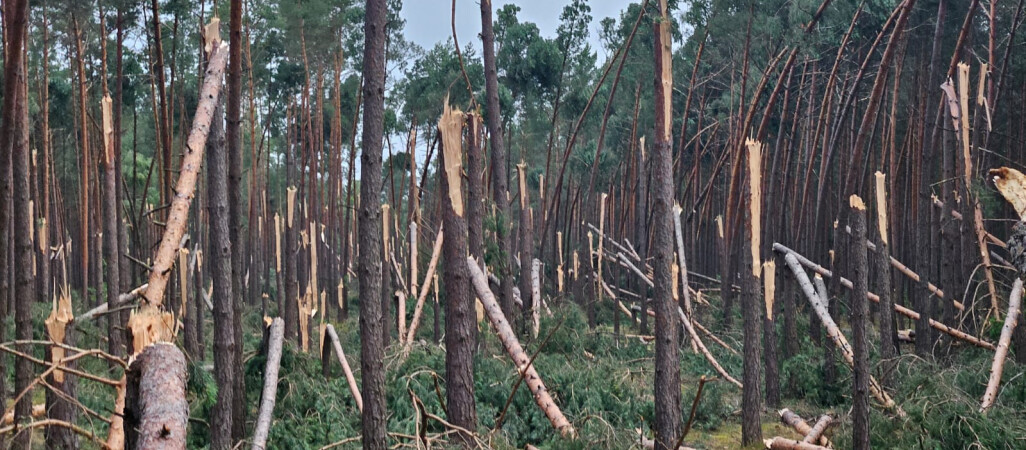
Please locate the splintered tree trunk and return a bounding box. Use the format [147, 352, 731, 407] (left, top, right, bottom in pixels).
[874, 172, 896, 384]
[849, 195, 870, 450]
[652, 1, 681, 447]
[518, 162, 535, 336]
[438, 104, 478, 443]
[125, 343, 188, 450]
[358, 0, 389, 446]
[981, 278, 1023, 413]
[763, 260, 780, 407]
[207, 97, 236, 450]
[102, 96, 124, 358]
[480, 0, 516, 320]
[741, 140, 763, 446]
[467, 258, 575, 437]
[467, 113, 485, 347]
[636, 140, 650, 334]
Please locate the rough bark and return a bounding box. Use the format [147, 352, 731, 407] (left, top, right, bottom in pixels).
[227, 0, 247, 440]
[359, 0, 389, 446]
[207, 93, 236, 449]
[873, 172, 897, 383]
[467, 258, 574, 436]
[849, 196, 870, 450]
[480, 0, 516, 320]
[124, 343, 188, 450]
[438, 105, 478, 443]
[741, 140, 763, 446]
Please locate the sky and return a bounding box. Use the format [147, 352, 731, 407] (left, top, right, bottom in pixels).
[400, 0, 631, 60]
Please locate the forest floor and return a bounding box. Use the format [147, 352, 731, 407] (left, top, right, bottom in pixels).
[8, 294, 1026, 449]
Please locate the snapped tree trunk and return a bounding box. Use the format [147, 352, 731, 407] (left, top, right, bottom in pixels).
[251, 318, 284, 450]
[849, 195, 870, 449]
[124, 343, 188, 450]
[981, 278, 1023, 412]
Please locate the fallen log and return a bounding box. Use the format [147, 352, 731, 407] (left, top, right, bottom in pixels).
[764, 437, 830, 450]
[124, 343, 188, 449]
[467, 257, 575, 437]
[783, 254, 902, 416]
[802, 414, 833, 444]
[252, 318, 285, 450]
[773, 243, 995, 350]
[325, 324, 363, 412]
[981, 278, 1023, 413]
[778, 409, 830, 447]
[75, 284, 149, 325]
[678, 307, 742, 388]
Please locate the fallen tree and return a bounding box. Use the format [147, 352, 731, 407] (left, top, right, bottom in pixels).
[981, 278, 1023, 413]
[124, 343, 188, 449]
[783, 253, 903, 416]
[467, 256, 575, 437]
[252, 318, 284, 450]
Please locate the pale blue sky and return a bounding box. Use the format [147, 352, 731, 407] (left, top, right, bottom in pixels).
[400, 0, 631, 59]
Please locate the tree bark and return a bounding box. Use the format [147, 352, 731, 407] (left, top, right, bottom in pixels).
[359, 0, 389, 446]
[227, 0, 247, 440]
[480, 0, 516, 320]
[652, 1, 681, 447]
[873, 172, 897, 385]
[980, 278, 1023, 413]
[438, 105, 478, 443]
[125, 343, 188, 450]
[207, 95, 236, 450]
[741, 139, 763, 446]
[849, 196, 869, 450]
[467, 258, 575, 436]
[251, 318, 284, 450]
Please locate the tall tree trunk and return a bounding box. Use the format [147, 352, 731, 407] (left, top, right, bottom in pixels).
[652, 1, 681, 448]
[849, 196, 870, 450]
[73, 16, 92, 306]
[438, 105, 478, 444]
[11, 7, 33, 445]
[741, 140, 763, 445]
[227, 0, 247, 439]
[359, 0, 389, 447]
[480, 0, 516, 320]
[208, 97, 236, 450]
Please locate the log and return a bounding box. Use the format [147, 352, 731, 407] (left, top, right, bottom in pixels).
[75, 284, 150, 324]
[467, 257, 575, 437]
[124, 343, 188, 450]
[783, 254, 902, 415]
[402, 227, 443, 352]
[678, 307, 742, 388]
[779, 409, 830, 447]
[773, 243, 995, 350]
[764, 437, 830, 450]
[802, 414, 833, 444]
[132, 41, 230, 353]
[252, 318, 284, 450]
[981, 278, 1023, 412]
[325, 324, 363, 412]
[140, 41, 228, 309]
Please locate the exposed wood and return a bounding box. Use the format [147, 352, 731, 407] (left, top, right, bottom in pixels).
[403, 227, 443, 353]
[764, 437, 830, 450]
[981, 278, 1023, 413]
[467, 257, 575, 437]
[802, 415, 833, 444]
[779, 409, 830, 447]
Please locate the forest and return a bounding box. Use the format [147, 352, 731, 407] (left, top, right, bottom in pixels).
[3, 0, 1026, 448]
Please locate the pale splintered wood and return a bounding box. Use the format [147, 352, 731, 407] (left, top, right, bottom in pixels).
[746, 139, 763, 277]
[783, 254, 902, 415]
[439, 98, 465, 215]
[779, 409, 831, 447]
[764, 260, 776, 320]
[557, 231, 564, 293]
[956, 62, 999, 315]
[467, 256, 575, 437]
[874, 172, 889, 245]
[673, 203, 692, 318]
[991, 167, 1026, 221]
[274, 213, 282, 272]
[764, 437, 830, 450]
[286, 187, 297, 227]
[981, 278, 1023, 412]
[44, 287, 74, 383]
